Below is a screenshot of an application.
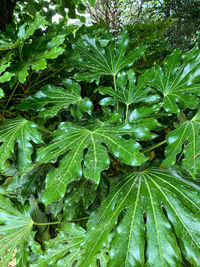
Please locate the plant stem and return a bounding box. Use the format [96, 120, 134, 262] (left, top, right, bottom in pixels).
[34, 221, 61, 226]
[68, 217, 89, 222]
[18, 46, 23, 61]
[3, 82, 19, 113]
[125, 104, 129, 123]
[34, 216, 89, 226]
[142, 140, 167, 153]
[37, 127, 53, 134]
[27, 65, 65, 91]
[113, 74, 119, 113]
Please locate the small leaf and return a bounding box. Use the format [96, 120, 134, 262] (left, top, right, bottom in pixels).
[0, 88, 4, 99]
[0, 72, 14, 83]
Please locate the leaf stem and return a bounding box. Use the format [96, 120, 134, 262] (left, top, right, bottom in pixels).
[68, 217, 89, 222]
[37, 126, 53, 134]
[34, 221, 61, 226]
[33, 216, 89, 226]
[18, 46, 23, 61]
[142, 140, 167, 153]
[125, 104, 129, 123]
[113, 74, 119, 113]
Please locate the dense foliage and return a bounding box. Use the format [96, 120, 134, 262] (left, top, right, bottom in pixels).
[1, 1, 200, 266]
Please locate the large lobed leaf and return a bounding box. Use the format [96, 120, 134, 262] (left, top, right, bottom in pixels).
[0, 195, 33, 267]
[18, 79, 93, 119]
[78, 168, 200, 267]
[163, 110, 200, 178]
[33, 168, 200, 266]
[72, 31, 146, 83]
[148, 46, 200, 114]
[98, 69, 159, 107]
[0, 117, 42, 171]
[36, 120, 147, 205]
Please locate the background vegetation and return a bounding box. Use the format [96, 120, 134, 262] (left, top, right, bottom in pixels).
[0, 0, 200, 266]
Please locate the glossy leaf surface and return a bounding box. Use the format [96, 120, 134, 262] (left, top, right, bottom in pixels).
[32, 223, 85, 267]
[0, 88, 4, 99]
[98, 69, 159, 107]
[0, 195, 33, 267]
[149, 46, 200, 114]
[78, 168, 200, 267]
[163, 111, 200, 178]
[37, 121, 147, 205]
[18, 79, 93, 119]
[0, 117, 42, 171]
[73, 31, 146, 81]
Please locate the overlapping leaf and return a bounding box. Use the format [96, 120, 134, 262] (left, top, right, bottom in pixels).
[62, 179, 96, 221]
[75, 168, 200, 267]
[18, 79, 93, 119]
[163, 111, 200, 178]
[98, 69, 159, 107]
[13, 34, 66, 83]
[32, 223, 85, 267]
[0, 117, 42, 171]
[72, 31, 146, 82]
[0, 195, 33, 267]
[36, 120, 147, 205]
[16, 14, 48, 43]
[97, 69, 161, 127]
[0, 15, 67, 84]
[148, 46, 200, 114]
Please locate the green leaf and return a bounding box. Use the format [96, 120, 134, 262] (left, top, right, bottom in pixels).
[16, 241, 30, 267]
[163, 111, 200, 178]
[0, 53, 12, 75]
[89, 0, 96, 6]
[72, 31, 146, 80]
[0, 88, 4, 99]
[19, 164, 53, 203]
[0, 72, 14, 83]
[98, 69, 160, 107]
[13, 34, 66, 83]
[149, 46, 200, 114]
[0, 195, 33, 267]
[78, 168, 200, 267]
[32, 223, 85, 267]
[62, 179, 96, 221]
[129, 104, 162, 122]
[18, 79, 93, 119]
[0, 36, 14, 51]
[17, 14, 48, 41]
[36, 121, 147, 205]
[0, 117, 42, 171]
